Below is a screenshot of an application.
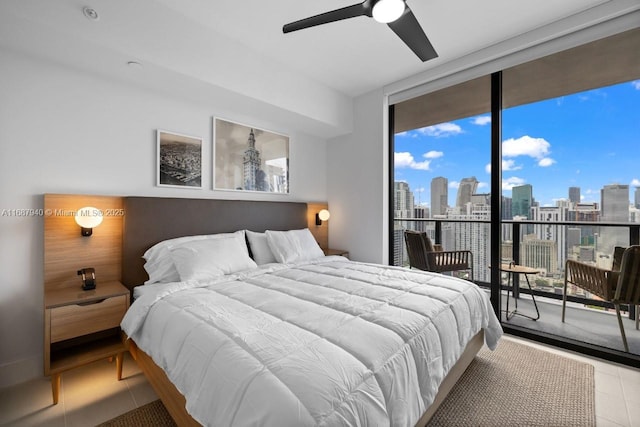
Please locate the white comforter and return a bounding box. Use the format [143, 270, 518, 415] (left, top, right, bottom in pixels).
[122, 257, 502, 427]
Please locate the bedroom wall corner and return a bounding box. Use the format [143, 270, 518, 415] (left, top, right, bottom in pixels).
[326, 88, 387, 264]
[306, 202, 329, 250]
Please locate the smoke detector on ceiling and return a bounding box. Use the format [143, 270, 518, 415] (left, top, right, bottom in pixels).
[82, 7, 99, 21]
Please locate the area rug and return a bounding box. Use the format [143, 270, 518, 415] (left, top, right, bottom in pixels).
[96, 399, 176, 427]
[427, 338, 595, 427]
[98, 339, 595, 427]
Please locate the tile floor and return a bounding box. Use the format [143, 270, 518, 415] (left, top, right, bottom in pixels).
[0, 335, 638, 426]
[0, 352, 156, 427]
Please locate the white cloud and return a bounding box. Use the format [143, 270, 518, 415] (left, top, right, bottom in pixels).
[538, 157, 555, 167]
[424, 150, 443, 159]
[472, 116, 491, 126]
[485, 159, 521, 174]
[503, 159, 522, 171]
[449, 181, 460, 189]
[394, 152, 431, 170]
[631, 178, 640, 187]
[394, 151, 444, 170]
[416, 122, 462, 137]
[502, 135, 551, 159]
[632, 80, 640, 90]
[395, 131, 408, 137]
[477, 182, 488, 189]
[503, 176, 526, 190]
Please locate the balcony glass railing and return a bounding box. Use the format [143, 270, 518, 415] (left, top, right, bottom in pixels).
[393, 218, 639, 319]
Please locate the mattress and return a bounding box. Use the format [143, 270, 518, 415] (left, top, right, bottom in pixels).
[122, 257, 502, 426]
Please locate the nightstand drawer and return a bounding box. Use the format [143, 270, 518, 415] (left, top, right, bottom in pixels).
[50, 295, 128, 343]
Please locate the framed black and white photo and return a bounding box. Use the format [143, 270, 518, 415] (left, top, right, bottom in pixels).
[157, 130, 203, 189]
[213, 118, 289, 193]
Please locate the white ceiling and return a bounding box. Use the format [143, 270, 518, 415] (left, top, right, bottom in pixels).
[178, 0, 623, 96]
[1, 0, 638, 137]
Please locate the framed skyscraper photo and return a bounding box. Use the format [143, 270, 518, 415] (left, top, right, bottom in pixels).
[156, 130, 203, 189]
[213, 117, 289, 194]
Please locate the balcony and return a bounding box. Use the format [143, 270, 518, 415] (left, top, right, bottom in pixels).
[393, 218, 640, 362]
[497, 291, 639, 354]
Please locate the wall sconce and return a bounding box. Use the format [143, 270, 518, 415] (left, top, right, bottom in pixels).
[315, 209, 331, 226]
[75, 206, 103, 236]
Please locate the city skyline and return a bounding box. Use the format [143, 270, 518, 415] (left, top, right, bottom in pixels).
[394, 80, 640, 208]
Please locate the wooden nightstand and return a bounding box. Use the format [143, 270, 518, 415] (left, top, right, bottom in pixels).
[44, 281, 130, 404]
[323, 248, 349, 258]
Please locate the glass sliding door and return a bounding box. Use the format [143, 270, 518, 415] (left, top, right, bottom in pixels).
[390, 27, 640, 365]
[500, 28, 640, 357]
[391, 76, 491, 285]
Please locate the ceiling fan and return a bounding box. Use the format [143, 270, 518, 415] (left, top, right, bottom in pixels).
[282, 0, 437, 62]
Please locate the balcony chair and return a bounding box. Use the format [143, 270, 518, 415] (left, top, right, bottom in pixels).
[404, 230, 474, 280]
[562, 245, 640, 352]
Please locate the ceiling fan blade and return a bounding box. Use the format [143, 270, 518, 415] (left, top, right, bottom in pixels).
[283, 1, 372, 34]
[387, 6, 437, 61]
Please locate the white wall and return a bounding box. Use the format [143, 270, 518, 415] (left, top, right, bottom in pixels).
[0, 49, 328, 387]
[327, 89, 389, 264]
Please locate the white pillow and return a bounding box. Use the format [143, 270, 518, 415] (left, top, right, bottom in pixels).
[168, 233, 257, 281]
[142, 231, 245, 284]
[265, 228, 324, 264]
[245, 230, 277, 265]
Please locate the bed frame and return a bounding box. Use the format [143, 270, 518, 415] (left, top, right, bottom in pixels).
[120, 196, 484, 426]
[122, 197, 312, 288]
[126, 331, 484, 427]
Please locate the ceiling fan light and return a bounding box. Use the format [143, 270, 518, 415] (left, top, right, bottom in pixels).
[372, 0, 405, 24]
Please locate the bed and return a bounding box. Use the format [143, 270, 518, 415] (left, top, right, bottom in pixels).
[120, 197, 502, 427]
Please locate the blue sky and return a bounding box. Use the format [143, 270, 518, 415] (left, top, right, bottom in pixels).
[394, 80, 640, 208]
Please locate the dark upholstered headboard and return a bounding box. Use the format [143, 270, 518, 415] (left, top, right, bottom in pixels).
[121, 197, 308, 289]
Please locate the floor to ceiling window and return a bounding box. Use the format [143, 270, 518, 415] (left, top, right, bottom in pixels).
[390, 28, 640, 366]
[392, 76, 491, 279]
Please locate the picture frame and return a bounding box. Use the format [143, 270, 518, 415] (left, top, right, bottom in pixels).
[213, 117, 289, 194]
[156, 130, 203, 189]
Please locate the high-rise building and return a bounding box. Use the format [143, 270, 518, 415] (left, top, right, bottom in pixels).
[392, 228, 406, 267]
[569, 187, 580, 205]
[601, 184, 629, 222]
[501, 196, 512, 221]
[430, 177, 448, 217]
[566, 202, 599, 250]
[531, 205, 568, 273]
[521, 234, 558, 276]
[395, 181, 414, 219]
[441, 205, 491, 282]
[470, 193, 490, 206]
[567, 227, 582, 253]
[395, 181, 415, 266]
[456, 177, 479, 208]
[413, 206, 428, 232]
[512, 184, 533, 219]
[635, 187, 640, 209]
[567, 202, 600, 222]
[243, 129, 262, 191]
[600, 184, 629, 255]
